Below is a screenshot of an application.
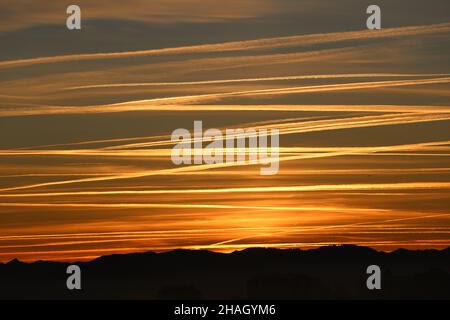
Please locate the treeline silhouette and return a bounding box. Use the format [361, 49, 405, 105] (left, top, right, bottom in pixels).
[1, 245, 449, 299]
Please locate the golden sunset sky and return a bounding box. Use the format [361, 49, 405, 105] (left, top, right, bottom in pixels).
[0, 0, 449, 262]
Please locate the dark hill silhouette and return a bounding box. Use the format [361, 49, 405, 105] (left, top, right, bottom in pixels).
[1, 245, 449, 299]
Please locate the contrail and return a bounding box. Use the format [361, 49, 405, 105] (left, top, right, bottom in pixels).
[0, 202, 388, 213]
[3, 113, 450, 153]
[2, 77, 450, 117]
[106, 77, 450, 107]
[1, 22, 449, 69]
[64, 73, 450, 90]
[102, 113, 450, 149]
[0, 140, 448, 192]
[205, 212, 450, 248]
[12, 106, 449, 149]
[1, 181, 449, 198]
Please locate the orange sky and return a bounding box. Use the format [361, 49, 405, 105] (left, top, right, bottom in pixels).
[0, 0, 449, 262]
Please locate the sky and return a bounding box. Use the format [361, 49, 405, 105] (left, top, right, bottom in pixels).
[0, 0, 449, 262]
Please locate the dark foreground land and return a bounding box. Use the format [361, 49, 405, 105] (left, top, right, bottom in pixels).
[1, 245, 449, 299]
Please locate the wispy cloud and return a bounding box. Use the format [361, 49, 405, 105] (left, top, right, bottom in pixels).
[2, 23, 450, 69]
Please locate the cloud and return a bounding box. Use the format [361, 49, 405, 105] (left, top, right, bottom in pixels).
[1, 22, 449, 69]
[0, 0, 280, 32]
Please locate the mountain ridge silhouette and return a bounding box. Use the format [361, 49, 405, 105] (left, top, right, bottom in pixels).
[1, 245, 449, 299]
